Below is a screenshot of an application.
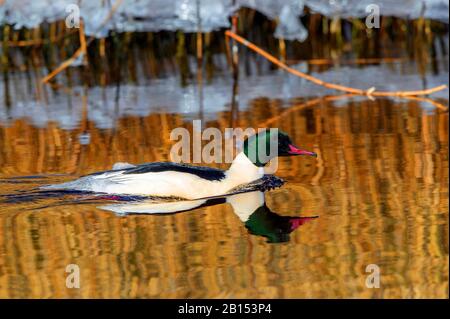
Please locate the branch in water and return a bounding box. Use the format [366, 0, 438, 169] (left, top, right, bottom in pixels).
[225, 30, 448, 98]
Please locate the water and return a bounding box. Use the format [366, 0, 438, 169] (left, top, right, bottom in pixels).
[0, 92, 448, 297]
[0, 30, 448, 297]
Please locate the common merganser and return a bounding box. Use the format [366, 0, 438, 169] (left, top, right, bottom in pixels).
[41, 130, 317, 200]
[99, 191, 318, 243]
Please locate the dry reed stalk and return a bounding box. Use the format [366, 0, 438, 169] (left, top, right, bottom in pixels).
[225, 30, 448, 97]
[231, 14, 239, 77]
[41, 0, 124, 84]
[99, 38, 106, 58]
[402, 96, 448, 111]
[197, 32, 203, 62]
[279, 38, 286, 63]
[41, 20, 86, 83]
[196, 0, 203, 63]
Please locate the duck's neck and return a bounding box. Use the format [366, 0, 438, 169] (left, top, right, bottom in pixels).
[226, 191, 265, 222]
[224, 152, 264, 189]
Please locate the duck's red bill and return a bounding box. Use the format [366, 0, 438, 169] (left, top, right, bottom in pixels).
[288, 144, 317, 157]
[289, 216, 318, 231]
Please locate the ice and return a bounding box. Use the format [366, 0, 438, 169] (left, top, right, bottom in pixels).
[274, 1, 308, 41]
[0, 0, 448, 41]
[0, 54, 447, 130]
[306, 0, 449, 21]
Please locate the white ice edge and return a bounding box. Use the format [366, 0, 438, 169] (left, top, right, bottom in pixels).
[0, 0, 448, 42]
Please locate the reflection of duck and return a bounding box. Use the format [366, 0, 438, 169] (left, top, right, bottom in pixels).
[227, 192, 317, 243]
[41, 130, 316, 199]
[100, 191, 317, 243]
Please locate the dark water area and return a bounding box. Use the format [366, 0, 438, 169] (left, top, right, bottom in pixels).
[0, 23, 448, 298]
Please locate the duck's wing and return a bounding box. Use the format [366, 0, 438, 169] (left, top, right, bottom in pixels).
[86, 162, 226, 181]
[122, 162, 226, 181]
[111, 162, 136, 170]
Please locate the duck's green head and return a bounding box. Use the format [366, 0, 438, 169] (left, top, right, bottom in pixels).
[243, 129, 317, 167]
[245, 204, 318, 243]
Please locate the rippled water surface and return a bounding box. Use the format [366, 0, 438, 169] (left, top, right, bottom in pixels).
[0, 57, 448, 298]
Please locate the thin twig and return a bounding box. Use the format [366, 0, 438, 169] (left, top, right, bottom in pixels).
[42, 0, 124, 84]
[5, 29, 78, 47]
[41, 22, 86, 83]
[225, 30, 448, 97]
[401, 96, 448, 111]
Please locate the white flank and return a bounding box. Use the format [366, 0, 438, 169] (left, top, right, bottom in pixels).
[41, 152, 264, 199]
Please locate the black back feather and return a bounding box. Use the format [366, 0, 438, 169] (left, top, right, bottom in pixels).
[88, 162, 226, 181]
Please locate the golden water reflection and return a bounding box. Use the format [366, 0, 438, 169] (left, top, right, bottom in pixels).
[0, 97, 448, 298]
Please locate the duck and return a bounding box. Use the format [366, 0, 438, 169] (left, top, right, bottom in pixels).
[41, 130, 317, 200]
[98, 191, 318, 243]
